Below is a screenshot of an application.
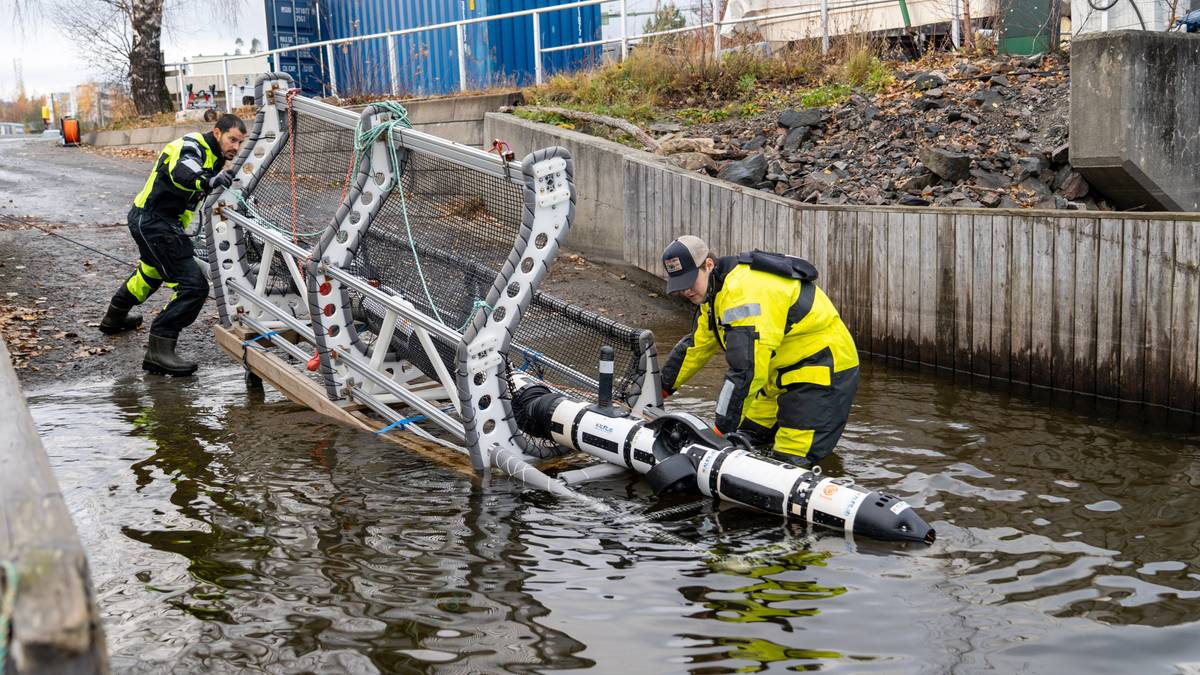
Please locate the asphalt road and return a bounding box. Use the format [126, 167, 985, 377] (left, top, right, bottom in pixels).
[0, 136, 148, 225]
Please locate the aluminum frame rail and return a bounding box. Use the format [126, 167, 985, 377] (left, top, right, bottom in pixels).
[203, 73, 660, 487]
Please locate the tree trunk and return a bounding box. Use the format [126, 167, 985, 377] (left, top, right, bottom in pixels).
[129, 0, 172, 115]
[962, 0, 975, 50]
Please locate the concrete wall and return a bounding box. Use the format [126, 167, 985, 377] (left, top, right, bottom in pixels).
[0, 341, 109, 673]
[83, 91, 522, 152]
[487, 112, 1200, 414]
[397, 91, 522, 148]
[83, 123, 209, 153]
[485, 114, 640, 262]
[1071, 31, 1200, 211]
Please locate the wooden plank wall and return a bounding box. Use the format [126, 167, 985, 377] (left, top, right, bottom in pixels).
[623, 157, 1200, 414]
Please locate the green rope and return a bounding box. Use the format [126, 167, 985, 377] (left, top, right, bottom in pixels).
[232, 100, 478, 334]
[350, 102, 446, 325]
[459, 299, 494, 332]
[0, 560, 17, 675]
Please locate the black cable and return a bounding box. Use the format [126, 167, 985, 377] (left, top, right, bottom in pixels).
[29, 224, 135, 269]
[1087, 0, 1120, 11]
[1127, 0, 1147, 30]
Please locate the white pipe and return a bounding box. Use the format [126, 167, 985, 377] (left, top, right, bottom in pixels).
[952, 0, 961, 47]
[326, 43, 338, 97]
[388, 35, 400, 96]
[415, 326, 461, 414]
[222, 59, 232, 112]
[820, 0, 829, 53]
[713, 0, 722, 54]
[457, 23, 468, 92]
[254, 241, 276, 296]
[620, 0, 628, 60]
[533, 12, 544, 85]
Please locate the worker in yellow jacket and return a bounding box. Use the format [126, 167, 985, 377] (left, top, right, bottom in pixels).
[660, 235, 859, 466]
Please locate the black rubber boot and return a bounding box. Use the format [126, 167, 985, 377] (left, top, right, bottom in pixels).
[143, 334, 198, 376]
[99, 303, 143, 335]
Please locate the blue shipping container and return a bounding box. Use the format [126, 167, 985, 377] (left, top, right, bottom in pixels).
[275, 0, 601, 97]
[265, 0, 329, 95]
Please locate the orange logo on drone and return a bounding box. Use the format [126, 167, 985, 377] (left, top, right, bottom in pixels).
[822, 484, 838, 497]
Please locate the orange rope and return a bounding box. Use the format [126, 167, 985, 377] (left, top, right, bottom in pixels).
[285, 88, 301, 245]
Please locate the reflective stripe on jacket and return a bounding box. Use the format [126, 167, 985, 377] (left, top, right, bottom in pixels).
[133, 131, 223, 226]
[661, 254, 859, 433]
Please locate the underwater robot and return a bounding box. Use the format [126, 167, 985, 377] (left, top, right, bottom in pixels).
[510, 368, 935, 545]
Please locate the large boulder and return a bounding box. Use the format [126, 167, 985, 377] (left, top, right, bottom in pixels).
[911, 70, 949, 90]
[778, 108, 826, 129]
[658, 137, 716, 155]
[669, 152, 716, 172]
[918, 147, 972, 182]
[780, 126, 810, 153]
[717, 153, 768, 187]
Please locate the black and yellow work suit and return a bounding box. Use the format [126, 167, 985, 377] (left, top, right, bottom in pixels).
[661, 251, 860, 465]
[109, 132, 223, 339]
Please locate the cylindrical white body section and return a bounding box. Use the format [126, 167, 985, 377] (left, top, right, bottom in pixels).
[806, 477, 870, 533]
[709, 450, 810, 517]
[549, 399, 589, 449]
[550, 401, 646, 469]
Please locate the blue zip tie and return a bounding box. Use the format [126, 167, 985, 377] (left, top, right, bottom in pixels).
[518, 347, 545, 372]
[375, 414, 426, 435]
[242, 330, 280, 347]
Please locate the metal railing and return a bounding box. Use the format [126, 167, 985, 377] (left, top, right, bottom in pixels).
[166, 0, 966, 112]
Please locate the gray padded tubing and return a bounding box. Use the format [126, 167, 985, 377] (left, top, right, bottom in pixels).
[307, 103, 403, 399]
[205, 72, 294, 327]
[457, 146, 577, 473]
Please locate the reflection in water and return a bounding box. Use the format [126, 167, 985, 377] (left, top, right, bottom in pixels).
[50, 371, 592, 672]
[680, 548, 845, 629]
[27, 355, 1200, 673]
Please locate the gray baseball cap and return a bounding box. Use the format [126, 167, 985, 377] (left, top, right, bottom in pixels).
[662, 235, 709, 294]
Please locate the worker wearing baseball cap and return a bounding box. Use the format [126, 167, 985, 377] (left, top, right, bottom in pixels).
[660, 235, 859, 466]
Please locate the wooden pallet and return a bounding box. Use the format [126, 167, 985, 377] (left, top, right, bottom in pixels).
[213, 324, 475, 474]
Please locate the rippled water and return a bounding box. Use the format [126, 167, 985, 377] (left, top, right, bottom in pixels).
[29, 356, 1200, 673]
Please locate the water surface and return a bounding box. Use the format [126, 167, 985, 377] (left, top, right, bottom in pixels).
[31, 357, 1200, 673]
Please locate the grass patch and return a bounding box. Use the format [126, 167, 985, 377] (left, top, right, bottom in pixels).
[522, 35, 900, 128]
[797, 83, 854, 108]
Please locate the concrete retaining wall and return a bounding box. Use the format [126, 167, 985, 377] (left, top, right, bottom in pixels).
[1071, 31, 1200, 211]
[0, 341, 109, 673]
[487, 112, 1200, 413]
[84, 91, 522, 152]
[486, 113, 638, 262]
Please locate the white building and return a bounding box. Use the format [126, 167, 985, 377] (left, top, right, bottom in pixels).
[1070, 0, 1175, 34]
[165, 54, 272, 108]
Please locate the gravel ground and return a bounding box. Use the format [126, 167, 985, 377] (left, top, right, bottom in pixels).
[0, 136, 689, 389]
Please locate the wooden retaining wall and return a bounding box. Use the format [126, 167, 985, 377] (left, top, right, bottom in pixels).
[624, 156, 1200, 414]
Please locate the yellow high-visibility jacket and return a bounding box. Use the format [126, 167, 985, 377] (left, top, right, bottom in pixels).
[133, 131, 223, 229]
[661, 252, 859, 433]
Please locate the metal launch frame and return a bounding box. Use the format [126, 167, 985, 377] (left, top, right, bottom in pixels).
[199, 75, 934, 544]
[200, 73, 660, 491]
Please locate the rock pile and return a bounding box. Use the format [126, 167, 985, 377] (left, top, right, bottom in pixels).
[656, 53, 1108, 210]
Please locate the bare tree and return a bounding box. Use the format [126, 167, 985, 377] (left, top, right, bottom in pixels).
[49, 0, 244, 116]
[128, 0, 173, 114]
[51, 0, 135, 88]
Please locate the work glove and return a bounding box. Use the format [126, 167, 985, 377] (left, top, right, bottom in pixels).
[206, 171, 234, 192]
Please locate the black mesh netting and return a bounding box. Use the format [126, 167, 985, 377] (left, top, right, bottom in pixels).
[352, 149, 649, 405]
[235, 112, 355, 296]
[229, 109, 651, 409]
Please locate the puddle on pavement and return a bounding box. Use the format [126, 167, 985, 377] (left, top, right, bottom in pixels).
[28, 351, 1200, 672]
